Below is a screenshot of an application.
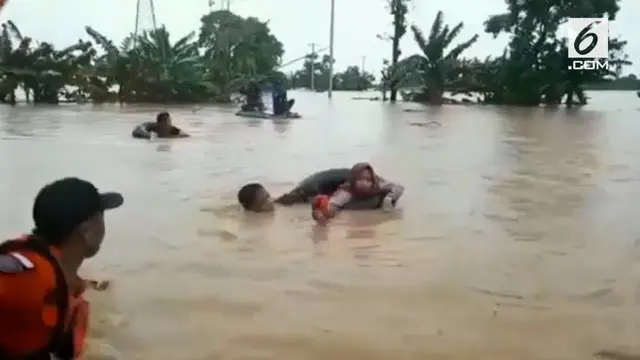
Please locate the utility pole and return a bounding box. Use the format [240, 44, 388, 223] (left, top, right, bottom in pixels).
[150, 0, 157, 29]
[134, 0, 140, 45]
[308, 43, 318, 90]
[327, 0, 335, 99]
[360, 56, 366, 90]
[133, 0, 158, 47]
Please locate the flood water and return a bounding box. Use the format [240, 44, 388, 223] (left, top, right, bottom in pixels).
[1, 90, 640, 359]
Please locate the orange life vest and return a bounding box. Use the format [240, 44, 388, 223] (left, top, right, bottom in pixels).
[0, 236, 88, 360]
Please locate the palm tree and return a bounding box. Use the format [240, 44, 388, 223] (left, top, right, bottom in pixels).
[406, 10, 479, 104]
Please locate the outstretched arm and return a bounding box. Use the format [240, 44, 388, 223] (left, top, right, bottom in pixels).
[312, 189, 352, 224]
[377, 176, 405, 207]
[171, 126, 190, 138]
[274, 188, 306, 205]
[326, 189, 352, 216]
[85, 279, 110, 291]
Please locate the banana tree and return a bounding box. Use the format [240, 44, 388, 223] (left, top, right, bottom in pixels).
[0, 21, 29, 103]
[23, 40, 96, 103]
[0, 21, 93, 104]
[406, 10, 479, 104]
[86, 26, 215, 103]
[85, 26, 141, 102]
[129, 26, 216, 102]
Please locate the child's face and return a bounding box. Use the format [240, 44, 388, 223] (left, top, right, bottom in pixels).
[354, 169, 374, 191]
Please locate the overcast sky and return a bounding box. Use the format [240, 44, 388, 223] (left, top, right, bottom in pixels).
[2, 0, 639, 76]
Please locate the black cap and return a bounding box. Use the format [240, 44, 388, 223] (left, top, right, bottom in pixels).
[32, 177, 123, 243]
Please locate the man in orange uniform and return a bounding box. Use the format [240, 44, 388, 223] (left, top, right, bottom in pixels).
[0, 177, 124, 359]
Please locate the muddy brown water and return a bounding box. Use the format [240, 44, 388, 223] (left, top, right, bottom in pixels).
[1, 90, 640, 359]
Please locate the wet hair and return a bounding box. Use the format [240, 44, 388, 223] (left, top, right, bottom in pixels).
[156, 111, 170, 123]
[237, 183, 264, 210]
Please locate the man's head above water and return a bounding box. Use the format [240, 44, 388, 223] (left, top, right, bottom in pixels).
[154, 111, 178, 137]
[156, 111, 171, 125]
[237, 183, 274, 212]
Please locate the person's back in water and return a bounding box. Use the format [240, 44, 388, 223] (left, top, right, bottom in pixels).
[286, 168, 350, 204]
[236, 166, 402, 213]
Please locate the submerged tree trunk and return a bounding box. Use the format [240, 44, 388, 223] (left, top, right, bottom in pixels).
[389, 34, 401, 102]
[388, 0, 407, 102]
[426, 82, 445, 104]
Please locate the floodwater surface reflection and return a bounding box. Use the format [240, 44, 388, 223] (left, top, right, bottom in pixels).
[0, 91, 639, 359]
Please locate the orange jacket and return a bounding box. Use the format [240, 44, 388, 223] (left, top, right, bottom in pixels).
[0, 236, 88, 359]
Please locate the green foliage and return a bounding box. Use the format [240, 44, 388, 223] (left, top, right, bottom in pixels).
[583, 74, 640, 90]
[476, 0, 629, 106]
[198, 10, 284, 99]
[0, 10, 285, 104]
[289, 54, 375, 91]
[399, 11, 478, 103]
[0, 1, 630, 107]
[398, 1, 630, 106]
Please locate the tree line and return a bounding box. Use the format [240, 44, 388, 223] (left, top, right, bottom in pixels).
[0, 10, 286, 104]
[288, 54, 375, 92]
[376, 0, 630, 106]
[0, 0, 631, 106]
